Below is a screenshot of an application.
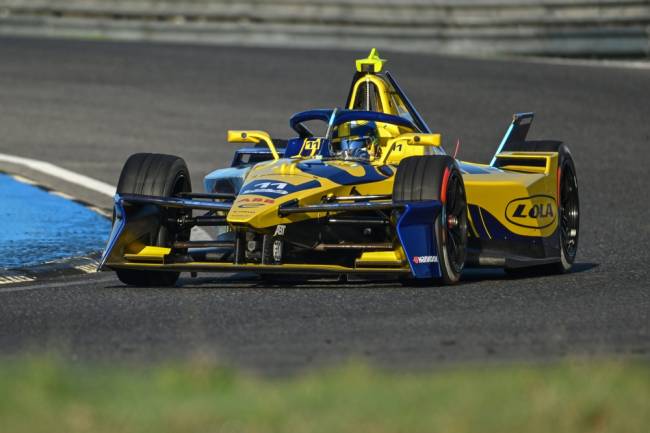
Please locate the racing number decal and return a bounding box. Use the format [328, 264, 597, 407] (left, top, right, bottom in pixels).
[242, 182, 288, 196]
[240, 179, 322, 198]
[300, 139, 322, 157]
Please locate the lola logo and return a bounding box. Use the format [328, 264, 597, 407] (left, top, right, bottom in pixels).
[505, 195, 557, 229]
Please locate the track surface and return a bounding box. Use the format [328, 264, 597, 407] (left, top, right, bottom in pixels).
[0, 37, 648, 373]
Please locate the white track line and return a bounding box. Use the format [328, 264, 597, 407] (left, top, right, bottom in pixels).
[74, 264, 99, 274]
[0, 152, 115, 196]
[0, 275, 36, 285]
[0, 274, 116, 293]
[1, 151, 212, 241]
[512, 56, 650, 71]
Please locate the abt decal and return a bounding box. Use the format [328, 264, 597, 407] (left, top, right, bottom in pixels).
[237, 197, 275, 208]
[505, 195, 557, 229]
[412, 255, 438, 264]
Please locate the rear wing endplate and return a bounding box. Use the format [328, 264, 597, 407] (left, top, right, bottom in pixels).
[490, 112, 534, 166]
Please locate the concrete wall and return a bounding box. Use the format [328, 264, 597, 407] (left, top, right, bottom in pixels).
[0, 0, 648, 57]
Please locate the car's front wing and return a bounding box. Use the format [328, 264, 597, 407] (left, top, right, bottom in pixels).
[99, 194, 444, 279]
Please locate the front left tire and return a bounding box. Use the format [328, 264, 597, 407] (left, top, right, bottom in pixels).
[393, 155, 468, 285]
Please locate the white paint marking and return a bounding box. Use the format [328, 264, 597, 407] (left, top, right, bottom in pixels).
[516, 56, 650, 71]
[0, 274, 115, 293]
[0, 152, 115, 196]
[10, 174, 38, 185]
[88, 206, 112, 218]
[74, 264, 98, 274]
[0, 275, 36, 285]
[50, 190, 75, 200]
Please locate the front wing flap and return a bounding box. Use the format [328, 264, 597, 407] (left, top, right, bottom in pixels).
[100, 193, 443, 279]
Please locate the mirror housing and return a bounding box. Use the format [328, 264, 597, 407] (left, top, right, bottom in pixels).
[380, 133, 441, 164]
[397, 133, 441, 147]
[227, 130, 280, 160]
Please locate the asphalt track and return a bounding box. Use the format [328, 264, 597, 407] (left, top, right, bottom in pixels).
[0, 37, 648, 374]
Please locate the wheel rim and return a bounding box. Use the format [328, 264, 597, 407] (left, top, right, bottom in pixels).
[559, 163, 579, 260]
[443, 170, 468, 273]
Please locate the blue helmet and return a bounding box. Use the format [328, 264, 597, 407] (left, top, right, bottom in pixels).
[337, 121, 377, 158]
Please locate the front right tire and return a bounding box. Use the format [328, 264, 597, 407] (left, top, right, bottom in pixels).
[114, 153, 192, 287]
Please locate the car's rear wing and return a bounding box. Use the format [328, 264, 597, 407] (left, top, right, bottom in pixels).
[490, 112, 534, 166]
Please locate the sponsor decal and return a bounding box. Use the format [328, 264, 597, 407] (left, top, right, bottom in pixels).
[505, 195, 557, 229]
[412, 255, 438, 264]
[230, 209, 256, 215]
[240, 179, 321, 198]
[237, 196, 274, 208]
[274, 224, 286, 236]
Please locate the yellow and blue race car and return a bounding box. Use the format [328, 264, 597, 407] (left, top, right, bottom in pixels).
[100, 49, 579, 286]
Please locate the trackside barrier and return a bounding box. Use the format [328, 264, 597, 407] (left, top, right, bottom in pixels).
[0, 0, 648, 57]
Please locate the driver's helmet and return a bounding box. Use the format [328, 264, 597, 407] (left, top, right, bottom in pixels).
[335, 121, 378, 159]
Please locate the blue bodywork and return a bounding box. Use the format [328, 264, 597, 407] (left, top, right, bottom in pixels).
[396, 201, 443, 279]
[295, 159, 394, 185]
[99, 195, 126, 269]
[290, 109, 418, 137]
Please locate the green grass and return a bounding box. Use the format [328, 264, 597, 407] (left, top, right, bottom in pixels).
[0, 357, 648, 433]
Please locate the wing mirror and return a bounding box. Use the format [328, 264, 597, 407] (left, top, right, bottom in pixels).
[397, 133, 441, 146]
[380, 133, 441, 164]
[227, 130, 280, 160]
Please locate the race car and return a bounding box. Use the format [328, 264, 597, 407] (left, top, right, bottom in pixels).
[100, 49, 579, 286]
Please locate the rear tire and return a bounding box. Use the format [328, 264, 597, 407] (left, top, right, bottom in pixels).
[553, 146, 579, 273]
[394, 155, 468, 285]
[504, 143, 579, 275]
[115, 153, 192, 287]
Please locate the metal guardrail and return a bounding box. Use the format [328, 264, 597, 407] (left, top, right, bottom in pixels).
[0, 0, 648, 57]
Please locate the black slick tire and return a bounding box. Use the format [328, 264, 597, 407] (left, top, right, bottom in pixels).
[553, 145, 579, 273]
[393, 155, 468, 285]
[115, 153, 192, 287]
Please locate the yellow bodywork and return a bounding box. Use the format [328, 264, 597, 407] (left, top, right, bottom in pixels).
[227, 130, 280, 160]
[226, 158, 396, 228]
[462, 152, 559, 238]
[107, 49, 563, 275]
[124, 246, 171, 263]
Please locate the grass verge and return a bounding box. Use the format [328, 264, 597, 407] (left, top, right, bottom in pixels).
[0, 357, 648, 433]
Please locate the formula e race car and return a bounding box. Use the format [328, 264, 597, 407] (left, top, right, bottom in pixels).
[100, 49, 579, 286]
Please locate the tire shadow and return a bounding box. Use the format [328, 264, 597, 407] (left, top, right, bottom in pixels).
[460, 262, 599, 283]
[104, 263, 599, 289]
